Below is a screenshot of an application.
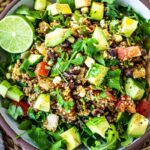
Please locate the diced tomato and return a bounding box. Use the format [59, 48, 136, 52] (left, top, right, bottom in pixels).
[117, 47, 128, 60]
[35, 62, 50, 77]
[136, 100, 150, 117]
[12, 101, 30, 115]
[116, 100, 126, 112]
[106, 91, 116, 101]
[117, 46, 141, 60]
[126, 46, 141, 59]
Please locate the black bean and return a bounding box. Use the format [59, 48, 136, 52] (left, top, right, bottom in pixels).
[124, 68, 133, 77]
[69, 80, 75, 90]
[106, 115, 112, 122]
[47, 51, 56, 61]
[61, 40, 71, 48]
[92, 109, 104, 116]
[64, 14, 71, 19]
[72, 95, 81, 100]
[109, 48, 117, 58]
[69, 68, 80, 75]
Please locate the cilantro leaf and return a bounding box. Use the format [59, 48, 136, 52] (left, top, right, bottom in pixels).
[28, 126, 51, 150]
[56, 88, 74, 112]
[106, 69, 123, 93]
[7, 104, 23, 120]
[70, 56, 85, 65]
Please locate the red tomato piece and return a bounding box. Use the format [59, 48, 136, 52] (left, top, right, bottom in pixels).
[117, 47, 127, 60]
[35, 62, 49, 77]
[106, 91, 116, 101]
[136, 100, 150, 117]
[126, 46, 141, 59]
[12, 101, 30, 115]
[117, 46, 141, 60]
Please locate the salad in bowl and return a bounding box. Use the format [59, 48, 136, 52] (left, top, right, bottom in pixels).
[0, 0, 150, 150]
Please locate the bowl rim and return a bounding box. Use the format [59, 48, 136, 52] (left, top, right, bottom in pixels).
[0, 0, 150, 150]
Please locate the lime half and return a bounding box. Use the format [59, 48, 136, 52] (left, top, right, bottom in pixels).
[0, 15, 34, 53]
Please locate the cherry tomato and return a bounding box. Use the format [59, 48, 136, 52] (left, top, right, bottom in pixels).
[35, 62, 50, 77]
[12, 101, 30, 115]
[136, 100, 150, 117]
[117, 47, 127, 60]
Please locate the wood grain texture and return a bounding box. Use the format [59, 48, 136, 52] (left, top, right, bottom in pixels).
[140, 0, 150, 8]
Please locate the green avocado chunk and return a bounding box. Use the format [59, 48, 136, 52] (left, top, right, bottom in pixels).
[127, 113, 148, 138]
[90, 2, 104, 21]
[45, 28, 71, 47]
[60, 127, 81, 150]
[86, 63, 109, 86]
[28, 54, 43, 65]
[86, 116, 110, 138]
[6, 86, 24, 102]
[0, 80, 11, 98]
[33, 94, 50, 112]
[125, 78, 145, 100]
[92, 26, 109, 51]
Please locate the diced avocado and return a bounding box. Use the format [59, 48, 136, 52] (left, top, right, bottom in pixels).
[116, 112, 130, 124]
[45, 28, 71, 47]
[125, 78, 145, 100]
[86, 63, 109, 86]
[92, 26, 109, 51]
[33, 94, 50, 112]
[60, 127, 81, 150]
[28, 54, 43, 65]
[75, 0, 91, 8]
[34, 0, 47, 10]
[6, 86, 24, 102]
[127, 113, 148, 138]
[47, 3, 72, 16]
[0, 80, 11, 98]
[121, 16, 138, 37]
[86, 116, 110, 138]
[90, 2, 104, 21]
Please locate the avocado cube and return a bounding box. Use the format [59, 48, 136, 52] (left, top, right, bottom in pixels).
[6, 86, 24, 102]
[125, 78, 145, 100]
[86, 63, 109, 86]
[127, 113, 148, 138]
[0, 80, 11, 98]
[33, 94, 50, 112]
[34, 0, 47, 10]
[75, 0, 91, 8]
[121, 17, 138, 37]
[28, 54, 43, 65]
[60, 127, 81, 150]
[47, 3, 72, 16]
[92, 26, 109, 51]
[86, 116, 110, 138]
[45, 28, 71, 47]
[90, 2, 104, 21]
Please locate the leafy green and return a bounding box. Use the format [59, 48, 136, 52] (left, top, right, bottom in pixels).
[7, 104, 23, 120]
[142, 20, 150, 37]
[121, 133, 133, 147]
[106, 69, 123, 93]
[1, 99, 10, 109]
[91, 125, 119, 150]
[50, 140, 63, 150]
[73, 38, 98, 57]
[56, 88, 74, 112]
[18, 120, 32, 130]
[105, 3, 119, 20]
[70, 56, 85, 65]
[28, 126, 51, 150]
[106, 59, 119, 67]
[102, 0, 116, 4]
[94, 54, 105, 66]
[19, 60, 30, 73]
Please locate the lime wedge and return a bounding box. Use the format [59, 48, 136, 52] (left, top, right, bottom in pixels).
[0, 15, 34, 53]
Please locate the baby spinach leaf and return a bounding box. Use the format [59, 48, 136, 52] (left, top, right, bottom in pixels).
[28, 126, 51, 150]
